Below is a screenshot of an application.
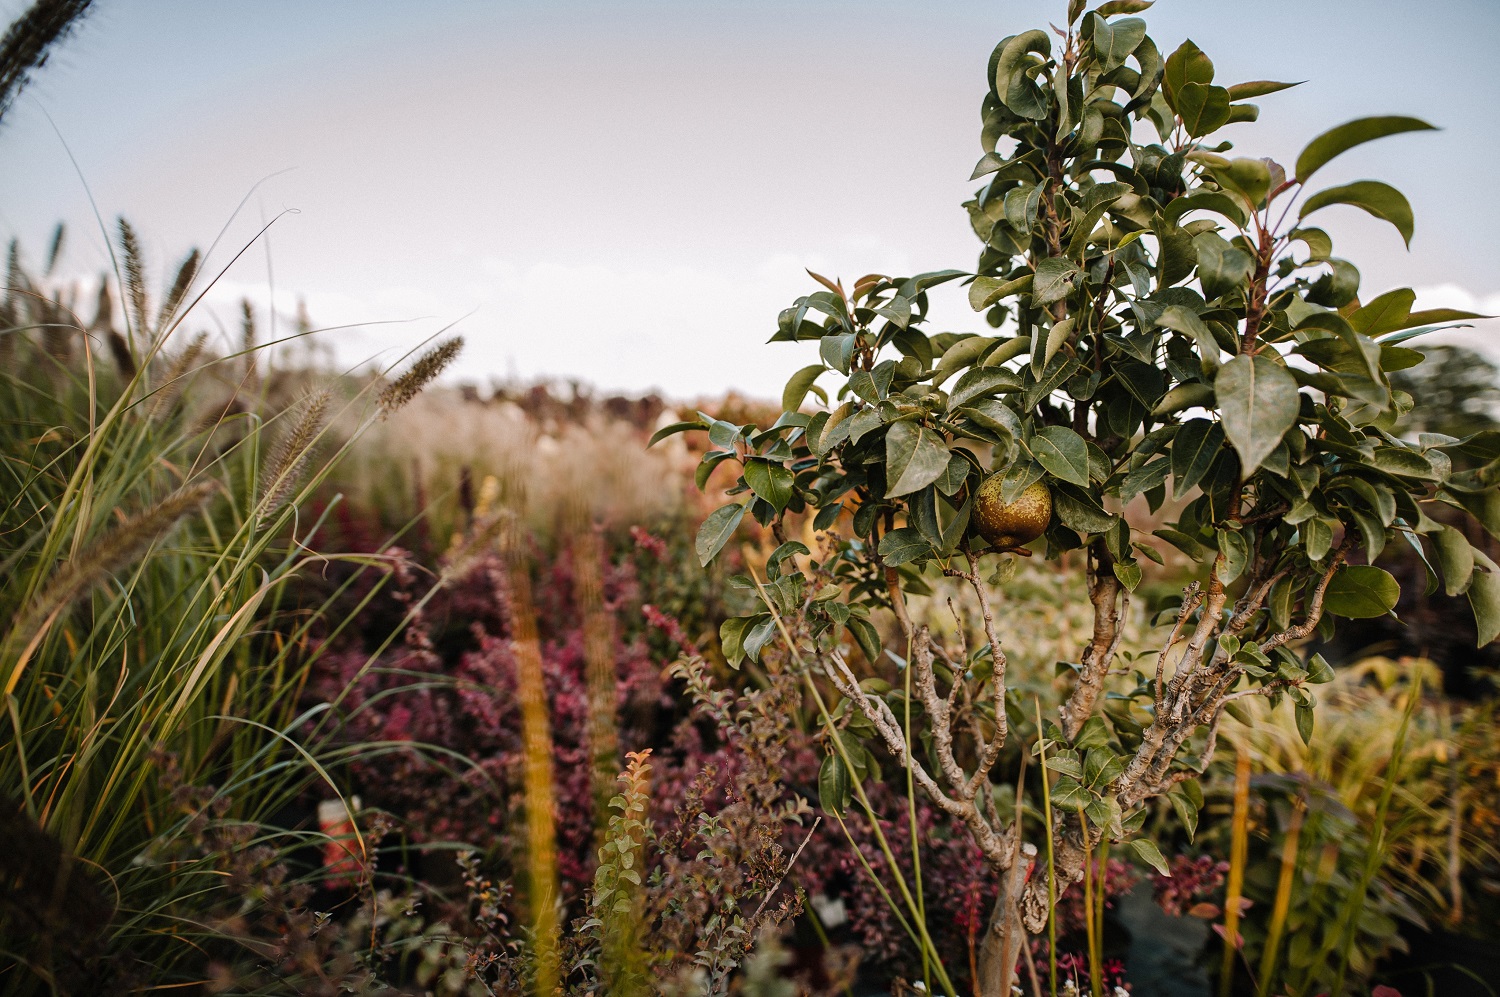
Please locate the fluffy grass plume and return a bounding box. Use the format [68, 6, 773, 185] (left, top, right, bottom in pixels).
[116, 217, 148, 340]
[258, 389, 331, 515]
[0, 0, 95, 124]
[2, 479, 216, 695]
[378, 336, 463, 417]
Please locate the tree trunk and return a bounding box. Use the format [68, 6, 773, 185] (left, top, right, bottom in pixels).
[976, 842, 1035, 997]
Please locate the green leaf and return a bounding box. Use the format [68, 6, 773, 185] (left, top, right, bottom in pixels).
[1113, 559, 1142, 591]
[1091, 14, 1146, 71]
[1212, 157, 1272, 208]
[1299, 180, 1415, 247]
[1295, 703, 1315, 745]
[1033, 257, 1081, 305]
[1168, 789, 1199, 840]
[744, 460, 795, 513]
[1468, 562, 1500, 646]
[648, 420, 704, 447]
[993, 29, 1052, 119]
[878, 526, 934, 567]
[1053, 484, 1117, 535]
[847, 616, 882, 664]
[782, 364, 828, 413]
[885, 421, 952, 498]
[1172, 418, 1225, 499]
[1433, 525, 1475, 597]
[1294, 115, 1437, 183]
[696, 502, 748, 566]
[820, 332, 857, 374]
[1349, 288, 1415, 336]
[1323, 564, 1400, 619]
[1215, 354, 1300, 475]
[1031, 425, 1091, 487]
[1042, 316, 1075, 368]
[1127, 837, 1172, 876]
[1121, 456, 1172, 502]
[1049, 777, 1088, 809]
[1152, 382, 1216, 417]
[969, 273, 1033, 311]
[1097, 0, 1154, 13]
[1306, 652, 1334, 684]
[933, 335, 996, 387]
[743, 615, 778, 663]
[1176, 82, 1231, 137]
[949, 366, 1022, 407]
[1163, 38, 1214, 109]
[720, 617, 750, 668]
[818, 753, 850, 817]
[1217, 528, 1250, 584]
[1226, 79, 1301, 100]
[1194, 231, 1255, 300]
[1303, 518, 1334, 561]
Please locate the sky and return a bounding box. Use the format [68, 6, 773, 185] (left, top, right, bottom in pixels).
[1, 0, 1496, 399]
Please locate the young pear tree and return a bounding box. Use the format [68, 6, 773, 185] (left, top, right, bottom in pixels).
[655, 2, 1499, 993]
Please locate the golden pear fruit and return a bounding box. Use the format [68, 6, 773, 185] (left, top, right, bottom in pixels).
[973, 477, 1052, 550]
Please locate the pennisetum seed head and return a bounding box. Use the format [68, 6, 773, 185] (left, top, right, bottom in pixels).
[155, 248, 200, 335]
[378, 336, 463, 419]
[116, 218, 148, 340]
[259, 389, 331, 516]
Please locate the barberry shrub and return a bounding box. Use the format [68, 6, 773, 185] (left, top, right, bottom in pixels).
[657, 3, 1499, 994]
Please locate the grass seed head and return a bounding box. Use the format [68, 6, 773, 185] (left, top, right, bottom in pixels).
[378, 336, 463, 418]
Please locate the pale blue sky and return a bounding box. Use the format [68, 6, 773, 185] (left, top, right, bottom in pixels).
[1, 0, 1496, 396]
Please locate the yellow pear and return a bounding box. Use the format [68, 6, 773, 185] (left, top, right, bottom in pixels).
[973, 476, 1052, 550]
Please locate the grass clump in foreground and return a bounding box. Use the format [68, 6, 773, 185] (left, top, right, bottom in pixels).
[0, 224, 459, 993]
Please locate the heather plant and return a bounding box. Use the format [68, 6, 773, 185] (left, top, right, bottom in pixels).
[659, 3, 1500, 993]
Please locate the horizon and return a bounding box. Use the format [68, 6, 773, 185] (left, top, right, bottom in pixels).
[2, 0, 1496, 399]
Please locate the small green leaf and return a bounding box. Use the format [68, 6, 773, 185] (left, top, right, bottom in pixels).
[1127, 837, 1172, 876]
[1113, 559, 1142, 591]
[1300, 180, 1415, 247]
[1217, 528, 1250, 584]
[1171, 418, 1225, 498]
[886, 421, 953, 498]
[818, 753, 850, 817]
[1294, 115, 1436, 183]
[720, 617, 749, 668]
[782, 364, 828, 413]
[1194, 231, 1255, 300]
[1323, 564, 1400, 619]
[1031, 425, 1091, 487]
[744, 460, 794, 513]
[1215, 354, 1300, 475]
[1226, 79, 1300, 100]
[847, 616, 882, 664]
[696, 502, 748, 566]
[969, 273, 1033, 311]
[1432, 525, 1476, 597]
[1042, 316, 1075, 367]
[648, 420, 704, 448]
[1295, 702, 1314, 745]
[878, 526, 934, 567]
[1468, 560, 1500, 646]
[1176, 82, 1231, 137]
[1163, 38, 1214, 108]
[1033, 257, 1081, 305]
[1306, 653, 1334, 684]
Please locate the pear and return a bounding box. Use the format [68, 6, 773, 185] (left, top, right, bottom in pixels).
[973, 477, 1051, 550]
